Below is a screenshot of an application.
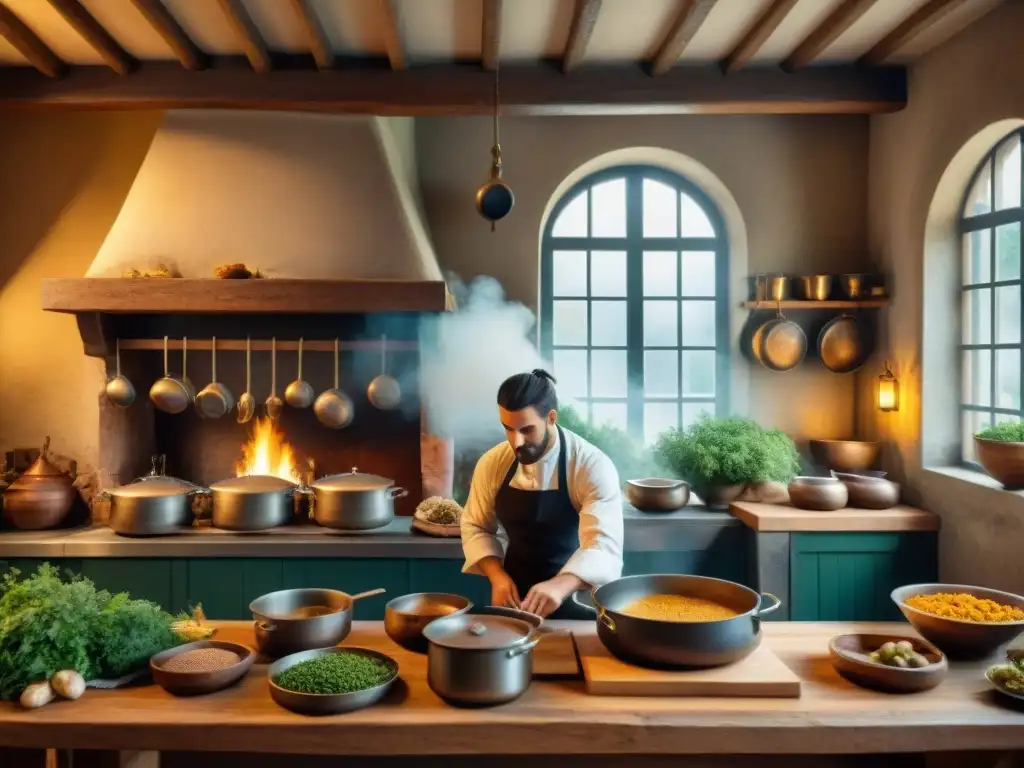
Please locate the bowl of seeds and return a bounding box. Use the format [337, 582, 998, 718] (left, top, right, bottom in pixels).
[150, 640, 256, 696]
[268, 646, 399, 715]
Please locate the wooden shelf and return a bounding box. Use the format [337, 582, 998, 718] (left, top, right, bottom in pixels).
[729, 501, 939, 532]
[743, 299, 890, 309]
[41, 278, 453, 314]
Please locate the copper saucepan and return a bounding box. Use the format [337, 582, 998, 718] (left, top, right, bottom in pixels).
[750, 302, 807, 371]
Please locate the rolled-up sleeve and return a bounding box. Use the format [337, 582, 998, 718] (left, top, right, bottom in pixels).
[461, 449, 508, 575]
[560, 450, 624, 587]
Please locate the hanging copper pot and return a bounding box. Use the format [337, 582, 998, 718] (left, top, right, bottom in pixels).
[475, 59, 513, 231]
[3, 437, 75, 530]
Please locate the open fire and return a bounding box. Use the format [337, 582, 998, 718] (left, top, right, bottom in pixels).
[235, 418, 302, 484]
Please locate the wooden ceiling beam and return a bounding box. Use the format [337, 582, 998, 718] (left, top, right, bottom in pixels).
[46, 0, 135, 74]
[783, 0, 879, 71]
[859, 0, 969, 66]
[377, 0, 405, 70]
[0, 62, 907, 116]
[290, 0, 334, 70]
[481, 0, 502, 71]
[650, 0, 717, 76]
[216, 0, 271, 74]
[129, 0, 207, 71]
[563, 0, 602, 72]
[721, 0, 799, 74]
[0, 5, 66, 78]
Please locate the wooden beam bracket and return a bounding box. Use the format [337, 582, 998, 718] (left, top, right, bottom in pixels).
[46, 0, 136, 75]
[563, 0, 602, 72]
[217, 0, 272, 74]
[0, 5, 66, 78]
[129, 0, 208, 71]
[651, 0, 717, 76]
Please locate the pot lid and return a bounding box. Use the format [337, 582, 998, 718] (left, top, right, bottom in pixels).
[314, 467, 394, 491]
[22, 437, 64, 477]
[211, 474, 295, 493]
[421, 614, 533, 650]
[111, 476, 194, 498]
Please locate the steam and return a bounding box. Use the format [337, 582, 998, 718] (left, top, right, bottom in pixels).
[418, 274, 549, 449]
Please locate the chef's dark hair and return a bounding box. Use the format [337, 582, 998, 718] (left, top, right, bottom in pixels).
[497, 369, 558, 416]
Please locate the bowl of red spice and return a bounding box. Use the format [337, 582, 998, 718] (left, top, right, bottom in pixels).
[150, 640, 256, 696]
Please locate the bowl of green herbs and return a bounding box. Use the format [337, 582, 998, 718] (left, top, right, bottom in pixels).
[268, 646, 399, 715]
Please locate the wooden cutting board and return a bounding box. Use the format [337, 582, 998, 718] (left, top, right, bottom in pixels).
[533, 631, 580, 677]
[575, 634, 800, 697]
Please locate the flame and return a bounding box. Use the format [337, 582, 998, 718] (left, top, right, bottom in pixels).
[235, 418, 301, 483]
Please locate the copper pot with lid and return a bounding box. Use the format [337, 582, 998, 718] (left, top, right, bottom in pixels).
[3, 437, 75, 530]
[301, 467, 407, 531]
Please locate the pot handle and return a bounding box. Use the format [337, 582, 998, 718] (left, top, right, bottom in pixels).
[256, 621, 276, 633]
[389, 487, 409, 499]
[506, 635, 543, 659]
[571, 589, 616, 632]
[571, 588, 598, 614]
[754, 592, 782, 617]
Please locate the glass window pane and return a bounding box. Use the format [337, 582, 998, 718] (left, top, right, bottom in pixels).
[683, 402, 713, 428]
[997, 413, 1021, 425]
[591, 178, 626, 237]
[996, 349, 1021, 410]
[963, 229, 991, 285]
[995, 286, 1020, 344]
[644, 301, 678, 346]
[996, 222, 1021, 281]
[643, 251, 677, 297]
[995, 135, 1022, 211]
[680, 193, 715, 236]
[644, 350, 678, 397]
[591, 402, 628, 432]
[963, 410, 992, 463]
[553, 349, 587, 397]
[963, 349, 992, 406]
[682, 251, 716, 297]
[964, 161, 992, 217]
[682, 301, 716, 346]
[644, 402, 678, 445]
[552, 192, 587, 237]
[962, 288, 992, 344]
[643, 178, 677, 237]
[553, 250, 587, 296]
[590, 250, 627, 297]
[591, 300, 627, 346]
[592, 350, 627, 397]
[552, 301, 587, 346]
[682, 350, 715, 397]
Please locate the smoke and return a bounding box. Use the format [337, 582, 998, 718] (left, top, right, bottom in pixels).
[417, 273, 549, 449]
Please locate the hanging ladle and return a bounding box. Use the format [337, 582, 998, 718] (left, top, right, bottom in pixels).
[314, 338, 354, 429]
[475, 56, 513, 231]
[237, 336, 256, 424]
[105, 338, 136, 408]
[285, 337, 315, 409]
[150, 336, 190, 414]
[265, 337, 283, 420]
[196, 337, 235, 419]
[367, 334, 401, 410]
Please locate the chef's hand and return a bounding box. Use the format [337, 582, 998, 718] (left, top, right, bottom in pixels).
[478, 557, 521, 608]
[521, 574, 584, 618]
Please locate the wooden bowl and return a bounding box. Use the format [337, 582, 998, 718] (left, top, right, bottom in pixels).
[975, 438, 1024, 489]
[150, 640, 255, 696]
[829, 633, 947, 693]
[787, 476, 848, 511]
[841, 475, 900, 509]
[809, 440, 880, 472]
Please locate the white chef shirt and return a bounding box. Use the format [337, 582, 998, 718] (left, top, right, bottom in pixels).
[461, 427, 624, 588]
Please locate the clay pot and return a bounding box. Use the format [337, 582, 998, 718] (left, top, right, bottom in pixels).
[840, 475, 901, 510]
[3, 437, 75, 530]
[788, 476, 848, 511]
[975, 437, 1024, 490]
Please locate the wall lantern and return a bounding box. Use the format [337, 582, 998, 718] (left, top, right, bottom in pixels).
[877, 361, 899, 412]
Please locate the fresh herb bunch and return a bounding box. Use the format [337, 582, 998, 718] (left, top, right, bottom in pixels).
[0, 564, 181, 699]
[274, 652, 393, 695]
[558, 406, 651, 480]
[976, 422, 1024, 442]
[653, 416, 800, 496]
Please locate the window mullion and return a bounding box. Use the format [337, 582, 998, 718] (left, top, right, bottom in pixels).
[625, 173, 645, 442]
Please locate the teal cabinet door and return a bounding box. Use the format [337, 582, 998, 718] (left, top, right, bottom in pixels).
[408, 560, 491, 608]
[185, 559, 285, 619]
[790, 533, 938, 621]
[79, 559, 176, 611]
[0, 559, 47, 578]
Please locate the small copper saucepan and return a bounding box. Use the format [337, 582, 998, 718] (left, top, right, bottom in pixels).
[750, 303, 807, 371]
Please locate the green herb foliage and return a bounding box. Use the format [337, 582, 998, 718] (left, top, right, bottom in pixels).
[558, 406, 651, 480]
[0, 564, 181, 699]
[274, 652, 393, 695]
[989, 657, 1024, 692]
[653, 416, 800, 496]
[976, 422, 1024, 442]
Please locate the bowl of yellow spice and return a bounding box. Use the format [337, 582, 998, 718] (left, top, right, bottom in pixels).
[892, 584, 1024, 660]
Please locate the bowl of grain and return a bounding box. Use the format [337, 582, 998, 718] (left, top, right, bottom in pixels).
[150, 640, 256, 696]
[892, 584, 1024, 660]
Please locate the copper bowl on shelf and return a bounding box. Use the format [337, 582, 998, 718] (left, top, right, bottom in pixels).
[809, 439, 880, 473]
[974, 438, 1024, 489]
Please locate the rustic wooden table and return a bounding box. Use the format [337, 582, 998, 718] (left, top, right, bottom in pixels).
[1, 621, 1023, 768]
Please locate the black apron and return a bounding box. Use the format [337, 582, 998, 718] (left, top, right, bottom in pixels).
[494, 426, 591, 620]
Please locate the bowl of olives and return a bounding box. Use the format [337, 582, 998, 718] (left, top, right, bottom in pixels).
[829, 634, 948, 693]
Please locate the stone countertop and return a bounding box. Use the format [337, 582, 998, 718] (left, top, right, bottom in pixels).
[0, 506, 740, 558]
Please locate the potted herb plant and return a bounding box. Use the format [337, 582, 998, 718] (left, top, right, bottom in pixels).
[653, 416, 801, 508]
[974, 423, 1024, 489]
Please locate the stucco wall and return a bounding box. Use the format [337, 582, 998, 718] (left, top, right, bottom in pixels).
[417, 114, 872, 441]
[863, 0, 1024, 591]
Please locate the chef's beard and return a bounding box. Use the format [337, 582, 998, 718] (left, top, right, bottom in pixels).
[515, 425, 553, 465]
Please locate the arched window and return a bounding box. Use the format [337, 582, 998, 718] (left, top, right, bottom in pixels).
[960, 129, 1023, 462]
[540, 165, 729, 445]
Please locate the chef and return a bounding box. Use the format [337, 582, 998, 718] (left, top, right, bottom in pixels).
[461, 369, 624, 619]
